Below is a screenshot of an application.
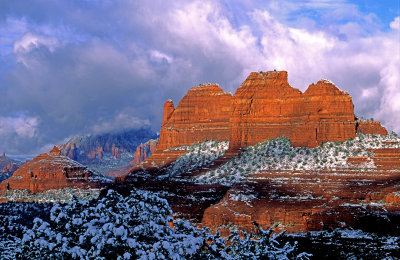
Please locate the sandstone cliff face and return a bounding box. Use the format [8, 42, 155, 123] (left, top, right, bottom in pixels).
[230, 72, 356, 149]
[357, 121, 388, 135]
[0, 146, 109, 195]
[111, 146, 121, 159]
[157, 84, 233, 150]
[132, 139, 158, 165]
[157, 71, 357, 153]
[135, 71, 358, 173]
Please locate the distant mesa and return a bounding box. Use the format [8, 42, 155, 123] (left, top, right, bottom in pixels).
[103, 139, 158, 178]
[58, 127, 158, 162]
[58, 128, 158, 175]
[0, 152, 22, 182]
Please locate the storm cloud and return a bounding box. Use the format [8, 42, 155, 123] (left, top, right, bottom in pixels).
[0, 0, 399, 156]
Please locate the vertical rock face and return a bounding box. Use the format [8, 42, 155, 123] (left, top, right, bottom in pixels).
[132, 139, 158, 165]
[126, 71, 360, 176]
[162, 100, 175, 126]
[97, 147, 104, 159]
[157, 84, 233, 150]
[357, 121, 388, 135]
[112, 146, 121, 159]
[230, 72, 356, 149]
[156, 71, 357, 153]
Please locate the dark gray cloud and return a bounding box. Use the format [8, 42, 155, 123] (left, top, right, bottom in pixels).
[0, 0, 399, 156]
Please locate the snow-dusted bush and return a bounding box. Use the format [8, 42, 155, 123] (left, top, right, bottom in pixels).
[1, 187, 101, 203]
[226, 229, 310, 259]
[0, 202, 52, 260]
[17, 189, 309, 259]
[196, 133, 400, 185]
[159, 140, 229, 179]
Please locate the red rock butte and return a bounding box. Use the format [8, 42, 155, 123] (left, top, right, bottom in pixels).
[134, 71, 359, 173]
[116, 71, 400, 235]
[0, 146, 106, 196]
[230, 71, 356, 148]
[158, 84, 233, 150]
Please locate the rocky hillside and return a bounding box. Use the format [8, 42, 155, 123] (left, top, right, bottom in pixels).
[0, 146, 111, 203]
[122, 133, 400, 234]
[132, 139, 158, 165]
[59, 127, 158, 174]
[0, 153, 22, 182]
[119, 71, 400, 236]
[128, 71, 368, 178]
[104, 138, 158, 178]
[123, 70, 384, 180]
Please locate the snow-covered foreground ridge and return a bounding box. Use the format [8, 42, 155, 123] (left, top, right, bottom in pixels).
[157, 133, 400, 185]
[2, 189, 309, 259]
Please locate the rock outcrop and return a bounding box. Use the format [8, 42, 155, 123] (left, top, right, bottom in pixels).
[356, 121, 388, 135]
[0, 153, 22, 182]
[120, 70, 399, 236]
[128, 71, 359, 174]
[157, 71, 357, 152]
[132, 139, 158, 165]
[59, 127, 158, 161]
[102, 139, 159, 178]
[0, 146, 110, 196]
[1, 163, 19, 174]
[230, 72, 356, 149]
[111, 146, 121, 159]
[200, 138, 400, 234]
[157, 84, 233, 150]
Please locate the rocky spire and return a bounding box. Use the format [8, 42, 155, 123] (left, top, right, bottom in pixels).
[49, 146, 61, 155]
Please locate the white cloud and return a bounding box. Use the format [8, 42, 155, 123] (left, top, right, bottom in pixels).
[13, 32, 60, 66]
[390, 17, 400, 30]
[150, 50, 174, 63]
[91, 112, 150, 134]
[0, 115, 39, 138]
[361, 87, 378, 99]
[13, 32, 58, 53]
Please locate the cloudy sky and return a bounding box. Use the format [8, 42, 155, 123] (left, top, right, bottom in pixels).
[0, 0, 399, 157]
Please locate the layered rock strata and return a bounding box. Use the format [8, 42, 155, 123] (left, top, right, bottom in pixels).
[0, 146, 108, 196]
[356, 121, 388, 135]
[201, 141, 400, 234]
[120, 70, 398, 235]
[132, 139, 158, 165]
[230, 71, 356, 149]
[157, 84, 233, 150]
[126, 71, 359, 177]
